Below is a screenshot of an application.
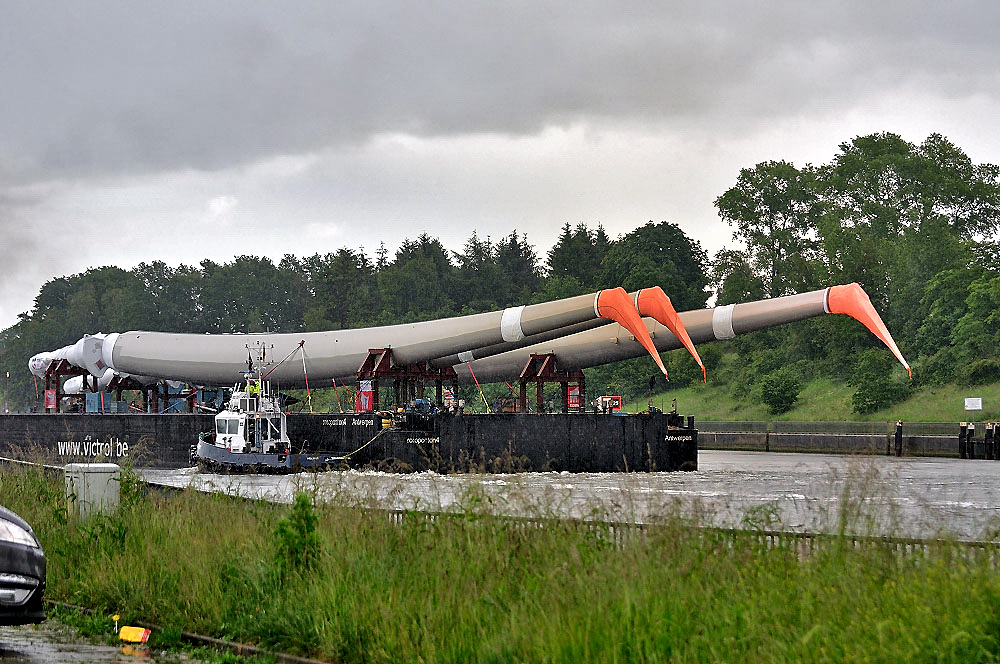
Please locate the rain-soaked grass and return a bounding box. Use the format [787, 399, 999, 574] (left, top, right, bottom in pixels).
[3, 464, 1000, 663]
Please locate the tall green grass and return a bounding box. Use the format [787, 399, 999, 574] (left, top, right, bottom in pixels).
[3, 465, 999, 663]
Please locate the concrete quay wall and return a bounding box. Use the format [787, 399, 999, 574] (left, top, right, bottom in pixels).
[699, 430, 958, 457]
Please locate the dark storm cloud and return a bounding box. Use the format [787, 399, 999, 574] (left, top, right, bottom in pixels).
[2, 1, 997, 184]
[1, 1, 999, 329]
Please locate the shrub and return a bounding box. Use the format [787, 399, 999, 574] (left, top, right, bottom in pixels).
[850, 349, 910, 414]
[733, 348, 786, 403]
[959, 358, 1000, 386]
[911, 347, 958, 386]
[760, 367, 801, 415]
[273, 492, 321, 578]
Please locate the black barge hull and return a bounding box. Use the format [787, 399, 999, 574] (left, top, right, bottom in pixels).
[0, 412, 697, 472]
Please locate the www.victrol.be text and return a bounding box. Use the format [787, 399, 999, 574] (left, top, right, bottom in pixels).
[56, 436, 129, 458]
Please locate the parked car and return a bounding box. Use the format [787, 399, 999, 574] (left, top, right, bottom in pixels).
[0, 505, 45, 625]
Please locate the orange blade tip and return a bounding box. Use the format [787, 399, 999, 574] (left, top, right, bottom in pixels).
[597, 287, 668, 375]
[635, 287, 705, 374]
[826, 283, 911, 378]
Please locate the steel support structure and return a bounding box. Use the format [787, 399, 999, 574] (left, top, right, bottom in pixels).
[518, 353, 585, 414]
[357, 348, 458, 412]
[42, 359, 88, 413]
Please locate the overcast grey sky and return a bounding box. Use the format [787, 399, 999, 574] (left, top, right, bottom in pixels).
[2, 1, 998, 330]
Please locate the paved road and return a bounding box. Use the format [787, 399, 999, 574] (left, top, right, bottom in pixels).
[142, 450, 1000, 540]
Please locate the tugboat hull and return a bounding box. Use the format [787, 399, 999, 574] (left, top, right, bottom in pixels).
[192, 439, 346, 472]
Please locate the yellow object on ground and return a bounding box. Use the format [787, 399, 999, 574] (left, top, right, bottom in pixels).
[119, 626, 151, 643]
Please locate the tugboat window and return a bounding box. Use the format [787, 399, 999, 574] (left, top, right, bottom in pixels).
[227, 419, 240, 434]
[216, 420, 226, 435]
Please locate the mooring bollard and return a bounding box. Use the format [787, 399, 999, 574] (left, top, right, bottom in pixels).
[959, 422, 968, 459]
[894, 420, 903, 457]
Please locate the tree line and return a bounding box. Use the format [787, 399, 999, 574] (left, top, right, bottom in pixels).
[2, 131, 999, 413]
[0, 223, 708, 409]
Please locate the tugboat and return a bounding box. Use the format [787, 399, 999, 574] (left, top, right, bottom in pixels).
[190, 344, 350, 472]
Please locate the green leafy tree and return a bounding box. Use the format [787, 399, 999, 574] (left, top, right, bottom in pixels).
[598, 221, 709, 310]
[494, 231, 542, 307]
[198, 256, 305, 333]
[711, 249, 766, 306]
[951, 274, 1000, 365]
[133, 261, 203, 332]
[715, 132, 1000, 375]
[665, 344, 722, 387]
[715, 160, 822, 299]
[731, 348, 785, 403]
[377, 234, 457, 322]
[453, 231, 503, 313]
[817, 132, 1000, 337]
[546, 223, 610, 290]
[530, 275, 588, 303]
[914, 267, 982, 358]
[301, 249, 377, 330]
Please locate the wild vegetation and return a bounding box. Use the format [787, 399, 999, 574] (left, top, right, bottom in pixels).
[3, 462, 1000, 663]
[2, 131, 999, 414]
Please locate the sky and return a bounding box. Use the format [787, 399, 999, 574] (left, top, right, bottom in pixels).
[2, 1, 999, 331]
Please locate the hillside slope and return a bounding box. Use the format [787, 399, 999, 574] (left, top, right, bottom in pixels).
[632, 376, 1000, 423]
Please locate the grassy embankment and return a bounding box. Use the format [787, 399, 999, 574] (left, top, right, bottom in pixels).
[628, 351, 1000, 422]
[633, 377, 1000, 422]
[3, 463, 1000, 663]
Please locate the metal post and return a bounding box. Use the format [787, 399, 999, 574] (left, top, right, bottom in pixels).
[959, 423, 967, 459]
[969, 423, 977, 459]
[894, 420, 903, 457]
[988, 423, 995, 461]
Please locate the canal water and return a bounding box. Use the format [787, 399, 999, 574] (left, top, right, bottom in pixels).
[141, 450, 1000, 541]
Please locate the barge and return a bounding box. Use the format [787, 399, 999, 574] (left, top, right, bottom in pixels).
[0, 410, 698, 472]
